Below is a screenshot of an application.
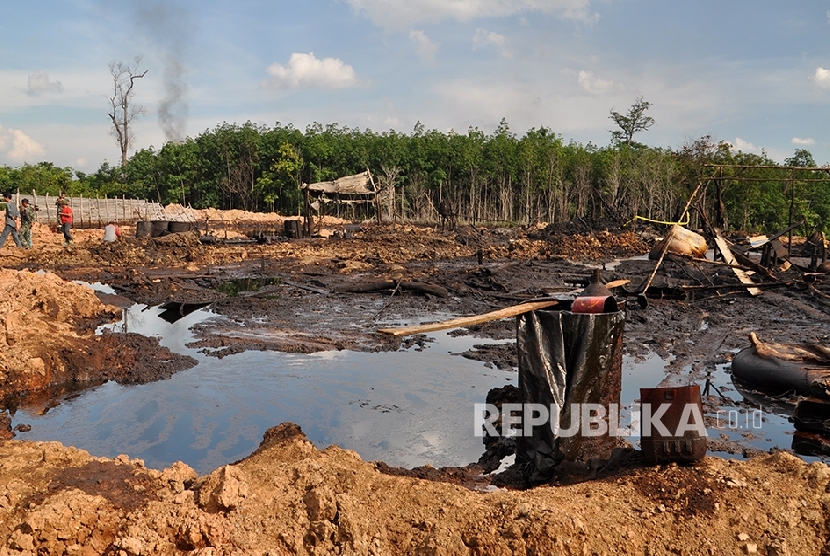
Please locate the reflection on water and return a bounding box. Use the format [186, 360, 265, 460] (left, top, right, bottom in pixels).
[12, 293, 828, 472]
[704, 362, 816, 459]
[13, 304, 510, 473]
[621, 352, 828, 463]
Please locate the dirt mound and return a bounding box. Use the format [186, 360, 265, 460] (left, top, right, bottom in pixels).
[482, 229, 649, 262]
[0, 423, 827, 554]
[0, 269, 120, 400]
[0, 270, 197, 414]
[531, 218, 625, 236]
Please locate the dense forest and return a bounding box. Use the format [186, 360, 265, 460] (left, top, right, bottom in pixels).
[0, 119, 829, 235]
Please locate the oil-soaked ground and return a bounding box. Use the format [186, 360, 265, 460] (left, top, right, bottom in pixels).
[9, 248, 830, 474]
[5, 222, 830, 476]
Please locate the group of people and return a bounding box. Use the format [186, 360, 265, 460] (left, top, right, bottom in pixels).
[0, 192, 48, 248]
[0, 192, 118, 249]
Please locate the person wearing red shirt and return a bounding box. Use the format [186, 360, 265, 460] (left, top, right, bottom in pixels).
[60, 203, 73, 244]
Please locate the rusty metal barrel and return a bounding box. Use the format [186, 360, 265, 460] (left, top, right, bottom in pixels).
[640, 385, 707, 465]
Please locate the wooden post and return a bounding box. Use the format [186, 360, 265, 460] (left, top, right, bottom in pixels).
[303, 187, 312, 237]
[375, 192, 382, 225]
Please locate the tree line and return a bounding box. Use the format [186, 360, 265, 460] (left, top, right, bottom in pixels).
[0, 121, 828, 235]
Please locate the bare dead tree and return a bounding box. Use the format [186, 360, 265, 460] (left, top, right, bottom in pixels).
[108, 57, 148, 167]
[378, 164, 401, 222]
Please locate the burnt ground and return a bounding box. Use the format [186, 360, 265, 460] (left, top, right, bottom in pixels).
[2, 221, 830, 555]
[4, 221, 830, 487]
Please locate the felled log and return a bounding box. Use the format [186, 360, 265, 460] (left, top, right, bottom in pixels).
[402, 281, 450, 298]
[281, 279, 329, 295]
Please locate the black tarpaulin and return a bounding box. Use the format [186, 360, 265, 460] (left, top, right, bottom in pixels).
[516, 309, 625, 483]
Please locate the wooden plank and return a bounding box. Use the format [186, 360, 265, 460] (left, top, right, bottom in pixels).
[713, 232, 761, 296]
[377, 299, 559, 336]
[605, 279, 630, 290]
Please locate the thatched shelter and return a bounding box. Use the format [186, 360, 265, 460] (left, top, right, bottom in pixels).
[301, 170, 379, 235]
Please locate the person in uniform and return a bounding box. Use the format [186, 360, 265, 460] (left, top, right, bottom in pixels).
[19, 198, 37, 248]
[0, 192, 21, 248]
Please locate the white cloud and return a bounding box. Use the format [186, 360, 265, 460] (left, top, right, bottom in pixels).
[0, 125, 46, 162]
[409, 30, 439, 62]
[26, 71, 64, 97]
[813, 67, 830, 89]
[730, 137, 763, 155]
[263, 53, 360, 90]
[792, 137, 815, 146]
[345, 0, 594, 30]
[431, 78, 546, 129]
[577, 70, 613, 94]
[472, 28, 512, 59]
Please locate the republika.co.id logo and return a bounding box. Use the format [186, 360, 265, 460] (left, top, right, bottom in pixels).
[474, 402, 762, 438]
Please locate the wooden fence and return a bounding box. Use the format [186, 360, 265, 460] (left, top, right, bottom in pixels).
[15, 192, 165, 229]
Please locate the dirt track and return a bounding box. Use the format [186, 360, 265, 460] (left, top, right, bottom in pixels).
[1, 215, 829, 554]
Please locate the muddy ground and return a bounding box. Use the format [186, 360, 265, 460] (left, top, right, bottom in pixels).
[1, 216, 829, 554]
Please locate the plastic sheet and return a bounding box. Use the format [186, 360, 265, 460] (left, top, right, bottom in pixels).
[516, 309, 625, 483]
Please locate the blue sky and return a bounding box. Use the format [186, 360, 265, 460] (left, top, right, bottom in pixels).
[1, 0, 828, 171]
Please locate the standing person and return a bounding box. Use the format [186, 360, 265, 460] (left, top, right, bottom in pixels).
[56, 192, 68, 219]
[19, 198, 36, 248]
[59, 200, 73, 245]
[0, 192, 22, 248]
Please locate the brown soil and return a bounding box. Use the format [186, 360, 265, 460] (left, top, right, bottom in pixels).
[0, 213, 829, 554]
[0, 269, 196, 415]
[0, 423, 827, 555]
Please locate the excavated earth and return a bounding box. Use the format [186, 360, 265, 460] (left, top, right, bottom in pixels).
[0, 216, 829, 555]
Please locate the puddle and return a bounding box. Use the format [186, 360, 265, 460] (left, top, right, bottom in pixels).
[702, 362, 815, 460]
[596, 253, 649, 271]
[12, 303, 509, 473]
[620, 352, 828, 463]
[214, 277, 280, 297]
[11, 289, 828, 472]
[75, 281, 117, 294]
[99, 303, 214, 356]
